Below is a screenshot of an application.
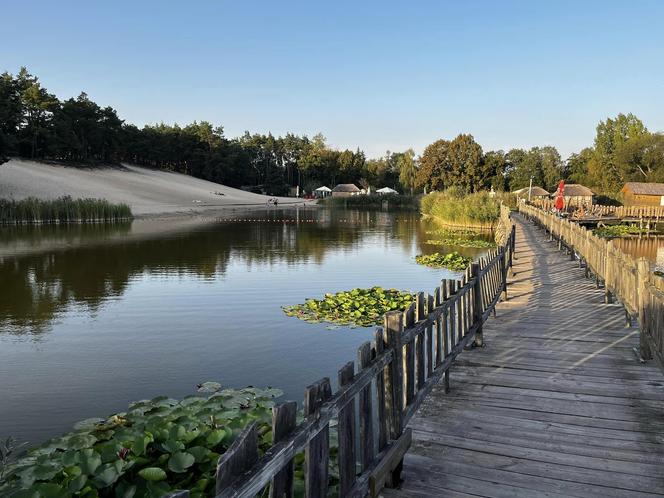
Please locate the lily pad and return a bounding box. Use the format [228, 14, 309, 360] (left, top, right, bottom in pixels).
[415, 252, 472, 270]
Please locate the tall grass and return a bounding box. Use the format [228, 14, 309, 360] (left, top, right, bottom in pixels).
[421, 189, 500, 229]
[0, 196, 133, 224]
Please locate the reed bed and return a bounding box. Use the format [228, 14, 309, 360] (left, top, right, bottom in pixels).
[420, 189, 500, 229]
[319, 194, 419, 209]
[0, 196, 133, 224]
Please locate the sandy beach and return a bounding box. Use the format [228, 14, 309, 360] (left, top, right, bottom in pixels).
[0, 158, 310, 218]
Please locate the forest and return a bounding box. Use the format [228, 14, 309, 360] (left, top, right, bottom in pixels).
[1, 68, 663, 197]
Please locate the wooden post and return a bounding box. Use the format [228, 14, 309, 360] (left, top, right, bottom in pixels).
[338, 362, 356, 497]
[415, 293, 426, 392]
[372, 329, 388, 452]
[499, 246, 507, 301]
[442, 281, 451, 393]
[215, 422, 259, 495]
[270, 402, 297, 498]
[637, 258, 654, 361]
[304, 378, 332, 498]
[426, 293, 434, 378]
[403, 302, 416, 407]
[471, 263, 483, 347]
[383, 311, 404, 486]
[357, 342, 374, 473]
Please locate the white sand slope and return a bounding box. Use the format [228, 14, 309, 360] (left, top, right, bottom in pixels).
[0, 158, 306, 216]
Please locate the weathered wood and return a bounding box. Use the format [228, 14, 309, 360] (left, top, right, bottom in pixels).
[383, 312, 404, 441]
[338, 361, 357, 497]
[368, 429, 413, 496]
[357, 342, 374, 472]
[471, 262, 483, 347]
[404, 302, 416, 407]
[304, 378, 332, 498]
[426, 293, 434, 378]
[215, 422, 259, 495]
[372, 329, 388, 451]
[270, 402, 297, 498]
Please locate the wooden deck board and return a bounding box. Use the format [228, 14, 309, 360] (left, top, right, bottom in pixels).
[382, 215, 664, 497]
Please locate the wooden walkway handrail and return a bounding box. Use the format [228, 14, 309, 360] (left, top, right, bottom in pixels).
[520, 203, 664, 369]
[166, 206, 516, 498]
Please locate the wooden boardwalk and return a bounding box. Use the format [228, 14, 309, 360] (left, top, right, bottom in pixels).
[384, 215, 664, 498]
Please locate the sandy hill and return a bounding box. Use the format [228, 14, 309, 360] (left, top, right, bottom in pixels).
[0, 159, 305, 216]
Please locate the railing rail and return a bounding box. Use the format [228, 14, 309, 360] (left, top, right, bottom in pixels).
[167, 206, 516, 498]
[532, 199, 664, 220]
[520, 203, 664, 370]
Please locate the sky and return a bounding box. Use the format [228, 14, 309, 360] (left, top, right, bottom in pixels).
[2, 0, 664, 159]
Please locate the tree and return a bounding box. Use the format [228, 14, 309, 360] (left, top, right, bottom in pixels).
[15, 68, 57, 158]
[483, 150, 508, 191]
[416, 139, 449, 191]
[397, 149, 417, 194]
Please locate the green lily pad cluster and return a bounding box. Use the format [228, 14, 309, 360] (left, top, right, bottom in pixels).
[425, 228, 495, 248]
[415, 252, 472, 270]
[593, 224, 651, 238]
[283, 287, 416, 327]
[0, 386, 282, 498]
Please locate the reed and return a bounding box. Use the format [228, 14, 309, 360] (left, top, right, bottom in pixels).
[421, 189, 500, 229]
[319, 194, 419, 209]
[0, 196, 132, 224]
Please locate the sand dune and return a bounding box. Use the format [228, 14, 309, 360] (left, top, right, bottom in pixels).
[0, 158, 308, 216]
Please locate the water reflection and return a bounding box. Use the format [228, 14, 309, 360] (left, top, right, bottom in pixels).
[612, 236, 664, 270]
[0, 208, 483, 336]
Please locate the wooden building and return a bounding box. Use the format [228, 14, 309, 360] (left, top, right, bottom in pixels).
[513, 186, 549, 201]
[331, 183, 361, 197]
[563, 184, 594, 207]
[622, 182, 664, 206]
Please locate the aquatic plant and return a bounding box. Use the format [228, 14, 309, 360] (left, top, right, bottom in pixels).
[0, 386, 282, 498]
[420, 189, 500, 228]
[415, 252, 472, 270]
[593, 224, 651, 238]
[0, 196, 132, 224]
[283, 287, 416, 327]
[424, 228, 495, 248]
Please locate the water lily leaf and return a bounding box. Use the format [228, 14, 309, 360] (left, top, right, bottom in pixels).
[73, 417, 105, 431]
[68, 434, 97, 450]
[67, 474, 88, 492]
[115, 482, 137, 498]
[78, 449, 102, 475]
[161, 439, 185, 453]
[131, 432, 153, 456]
[34, 483, 69, 498]
[187, 446, 210, 463]
[93, 462, 120, 487]
[197, 381, 221, 393]
[138, 467, 167, 482]
[168, 451, 195, 473]
[206, 428, 227, 447]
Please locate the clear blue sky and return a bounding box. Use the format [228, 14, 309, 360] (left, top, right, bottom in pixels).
[3, 0, 663, 158]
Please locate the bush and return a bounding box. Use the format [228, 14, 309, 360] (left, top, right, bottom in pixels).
[0, 197, 132, 224]
[420, 189, 500, 228]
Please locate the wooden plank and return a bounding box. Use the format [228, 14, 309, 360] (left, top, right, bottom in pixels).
[215, 422, 259, 495]
[372, 329, 388, 451]
[304, 378, 332, 498]
[357, 342, 374, 472]
[338, 361, 357, 497]
[368, 429, 412, 496]
[270, 402, 297, 498]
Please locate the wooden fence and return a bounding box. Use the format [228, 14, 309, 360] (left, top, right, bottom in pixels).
[166, 208, 516, 498]
[532, 199, 664, 220]
[520, 203, 664, 369]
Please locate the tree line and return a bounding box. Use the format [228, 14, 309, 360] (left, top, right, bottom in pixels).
[2, 68, 662, 196]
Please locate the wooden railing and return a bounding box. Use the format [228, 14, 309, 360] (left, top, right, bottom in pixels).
[166, 209, 516, 498]
[532, 199, 664, 220]
[520, 203, 664, 369]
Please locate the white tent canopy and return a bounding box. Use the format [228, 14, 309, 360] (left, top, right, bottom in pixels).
[377, 187, 398, 194]
[314, 186, 332, 192]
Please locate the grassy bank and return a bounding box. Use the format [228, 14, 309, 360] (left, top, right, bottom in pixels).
[420, 189, 500, 229]
[0, 196, 132, 224]
[318, 194, 419, 209]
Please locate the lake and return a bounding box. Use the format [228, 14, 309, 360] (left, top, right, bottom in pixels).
[0, 207, 490, 447]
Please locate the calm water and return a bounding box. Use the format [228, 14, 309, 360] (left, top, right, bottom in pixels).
[0, 208, 489, 447]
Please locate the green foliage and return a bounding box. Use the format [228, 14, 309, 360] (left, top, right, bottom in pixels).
[0, 196, 132, 224]
[0, 386, 283, 498]
[593, 224, 649, 238]
[283, 287, 416, 327]
[425, 228, 495, 248]
[506, 146, 563, 192]
[318, 194, 419, 209]
[420, 189, 500, 227]
[415, 252, 472, 270]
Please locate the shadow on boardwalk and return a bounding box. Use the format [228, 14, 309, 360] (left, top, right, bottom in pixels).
[383, 214, 664, 498]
